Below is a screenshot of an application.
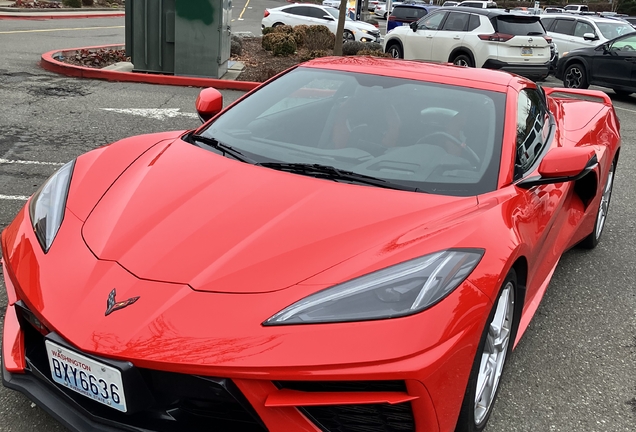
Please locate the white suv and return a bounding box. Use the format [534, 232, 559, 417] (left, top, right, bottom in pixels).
[384, 7, 551, 79]
[540, 14, 635, 54]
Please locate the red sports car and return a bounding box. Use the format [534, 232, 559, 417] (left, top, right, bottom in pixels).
[1, 58, 620, 432]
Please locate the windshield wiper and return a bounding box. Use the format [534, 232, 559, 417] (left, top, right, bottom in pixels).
[259, 162, 421, 192]
[190, 134, 259, 164]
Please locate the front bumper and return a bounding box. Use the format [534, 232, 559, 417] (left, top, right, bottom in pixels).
[1, 205, 492, 432]
[482, 59, 550, 78]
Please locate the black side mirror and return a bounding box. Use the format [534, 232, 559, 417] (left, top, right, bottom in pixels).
[410, 21, 418, 31]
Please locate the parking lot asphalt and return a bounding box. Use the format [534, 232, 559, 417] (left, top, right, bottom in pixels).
[0, 6, 635, 432]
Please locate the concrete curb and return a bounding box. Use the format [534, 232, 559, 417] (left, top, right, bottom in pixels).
[0, 6, 124, 19]
[40, 45, 261, 91]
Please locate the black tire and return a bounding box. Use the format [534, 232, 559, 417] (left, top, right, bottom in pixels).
[343, 30, 355, 42]
[455, 269, 519, 432]
[384, 12, 387, 19]
[578, 160, 616, 249]
[452, 54, 473, 68]
[386, 42, 403, 59]
[612, 88, 633, 97]
[272, 22, 284, 28]
[563, 63, 589, 89]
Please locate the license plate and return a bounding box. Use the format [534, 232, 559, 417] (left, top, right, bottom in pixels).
[45, 340, 127, 412]
[521, 47, 533, 56]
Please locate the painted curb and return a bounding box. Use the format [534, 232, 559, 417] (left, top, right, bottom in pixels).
[41, 45, 261, 92]
[0, 12, 124, 19]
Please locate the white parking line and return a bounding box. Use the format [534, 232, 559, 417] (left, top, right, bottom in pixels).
[613, 105, 636, 115]
[0, 194, 29, 201]
[0, 158, 64, 166]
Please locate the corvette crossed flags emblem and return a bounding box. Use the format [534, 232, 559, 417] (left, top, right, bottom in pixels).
[105, 288, 140, 316]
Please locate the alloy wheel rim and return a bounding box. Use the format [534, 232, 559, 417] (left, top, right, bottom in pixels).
[595, 163, 614, 239]
[474, 282, 514, 425]
[565, 67, 583, 88]
[455, 58, 469, 67]
[389, 47, 400, 58]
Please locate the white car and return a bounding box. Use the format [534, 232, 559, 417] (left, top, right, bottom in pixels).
[562, 4, 589, 14]
[262, 4, 381, 43]
[540, 14, 635, 54]
[383, 7, 551, 79]
[457, 0, 497, 8]
[374, 2, 403, 19]
[322, 0, 342, 7]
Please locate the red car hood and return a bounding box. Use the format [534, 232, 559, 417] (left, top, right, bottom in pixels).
[82, 139, 478, 294]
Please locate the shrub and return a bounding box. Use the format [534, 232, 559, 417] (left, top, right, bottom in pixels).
[262, 33, 285, 51]
[262, 26, 276, 36]
[365, 42, 382, 52]
[231, 40, 242, 56]
[272, 34, 297, 57]
[273, 24, 294, 35]
[304, 25, 335, 51]
[63, 0, 82, 7]
[342, 41, 366, 56]
[293, 25, 310, 48]
[299, 49, 330, 62]
[82, 0, 94, 5]
[356, 49, 391, 58]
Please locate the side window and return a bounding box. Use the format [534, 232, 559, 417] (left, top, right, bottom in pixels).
[284, 6, 309, 16]
[574, 21, 595, 38]
[468, 14, 481, 31]
[309, 7, 331, 19]
[419, 11, 446, 30]
[541, 18, 555, 31]
[515, 89, 549, 177]
[442, 12, 469, 31]
[611, 34, 636, 51]
[552, 19, 575, 36]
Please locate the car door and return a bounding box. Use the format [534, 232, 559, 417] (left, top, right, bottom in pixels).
[547, 18, 576, 53]
[308, 6, 338, 33]
[431, 11, 470, 62]
[281, 6, 312, 26]
[570, 20, 600, 50]
[511, 89, 565, 302]
[591, 33, 636, 89]
[403, 10, 448, 60]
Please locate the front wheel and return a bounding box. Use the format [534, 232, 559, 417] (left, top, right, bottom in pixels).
[455, 269, 518, 432]
[452, 54, 473, 68]
[579, 161, 616, 249]
[563, 63, 589, 89]
[386, 43, 403, 59]
[343, 30, 355, 42]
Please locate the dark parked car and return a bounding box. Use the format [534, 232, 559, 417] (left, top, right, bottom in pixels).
[556, 31, 636, 95]
[387, 4, 439, 32]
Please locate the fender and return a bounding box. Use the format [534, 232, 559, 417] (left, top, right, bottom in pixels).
[447, 48, 475, 67]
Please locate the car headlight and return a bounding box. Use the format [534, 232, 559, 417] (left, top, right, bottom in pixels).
[29, 160, 75, 253]
[265, 249, 483, 325]
[361, 29, 372, 34]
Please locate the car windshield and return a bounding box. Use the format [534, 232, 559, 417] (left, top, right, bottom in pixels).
[199, 68, 505, 196]
[596, 22, 635, 39]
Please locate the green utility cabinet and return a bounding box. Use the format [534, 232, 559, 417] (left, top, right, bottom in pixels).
[125, 0, 232, 78]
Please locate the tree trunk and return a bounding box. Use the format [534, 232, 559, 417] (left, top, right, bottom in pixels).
[333, 0, 349, 56]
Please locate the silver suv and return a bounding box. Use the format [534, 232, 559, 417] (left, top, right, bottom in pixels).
[540, 14, 635, 54]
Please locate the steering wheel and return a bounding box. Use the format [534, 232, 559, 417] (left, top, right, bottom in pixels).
[419, 131, 481, 167]
[623, 44, 635, 51]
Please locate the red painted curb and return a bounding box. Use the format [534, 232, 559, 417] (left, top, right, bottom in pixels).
[0, 13, 124, 20]
[40, 45, 261, 92]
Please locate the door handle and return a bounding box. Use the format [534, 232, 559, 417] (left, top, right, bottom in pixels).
[453, 35, 460, 40]
[625, 57, 636, 62]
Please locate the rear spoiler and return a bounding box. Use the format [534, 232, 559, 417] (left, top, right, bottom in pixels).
[543, 87, 612, 106]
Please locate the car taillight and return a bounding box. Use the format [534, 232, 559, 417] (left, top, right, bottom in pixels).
[388, 15, 395, 21]
[264, 9, 270, 18]
[478, 33, 514, 42]
[544, 35, 552, 43]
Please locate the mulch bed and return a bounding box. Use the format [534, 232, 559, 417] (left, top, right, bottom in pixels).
[8, 0, 123, 8]
[55, 38, 305, 83]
